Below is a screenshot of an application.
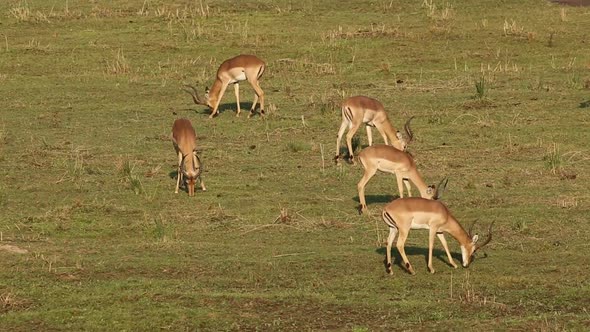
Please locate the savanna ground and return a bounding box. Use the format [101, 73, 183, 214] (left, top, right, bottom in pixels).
[0, 0, 589, 330]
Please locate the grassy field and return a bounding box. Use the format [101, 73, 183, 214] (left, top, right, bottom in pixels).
[1, 0, 589, 330]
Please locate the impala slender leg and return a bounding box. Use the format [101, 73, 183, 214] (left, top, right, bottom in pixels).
[403, 178, 413, 197]
[234, 83, 241, 117]
[366, 125, 373, 146]
[175, 152, 183, 194]
[247, 77, 264, 118]
[345, 122, 362, 162]
[437, 233, 458, 268]
[386, 227, 398, 275]
[335, 119, 348, 160]
[357, 166, 378, 213]
[210, 83, 229, 118]
[250, 94, 259, 115]
[396, 229, 415, 275]
[375, 125, 389, 145]
[428, 228, 437, 273]
[395, 173, 405, 199]
[198, 177, 207, 191]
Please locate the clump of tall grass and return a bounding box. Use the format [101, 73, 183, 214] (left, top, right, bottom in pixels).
[0, 292, 28, 312]
[285, 141, 309, 153]
[567, 71, 581, 89]
[69, 147, 87, 178]
[9, 1, 49, 22]
[322, 24, 403, 41]
[138, 0, 210, 19]
[422, 0, 454, 21]
[543, 143, 562, 175]
[502, 19, 536, 42]
[105, 50, 130, 75]
[450, 272, 506, 309]
[474, 76, 486, 99]
[119, 159, 143, 194]
[9, 1, 83, 22]
[150, 214, 169, 241]
[503, 19, 524, 37]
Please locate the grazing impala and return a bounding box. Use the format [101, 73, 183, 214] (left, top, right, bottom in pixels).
[382, 197, 494, 274]
[356, 144, 446, 214]
[183, 54, 266, 118]
[172, 118, 206, 196]
[335, 95, 412, 162]
[382, 197, 494, 275]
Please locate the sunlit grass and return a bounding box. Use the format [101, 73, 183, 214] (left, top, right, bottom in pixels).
[0, 0, 588, 330]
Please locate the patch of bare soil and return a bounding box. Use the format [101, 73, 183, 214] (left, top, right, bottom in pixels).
[0, 244, 28, 254]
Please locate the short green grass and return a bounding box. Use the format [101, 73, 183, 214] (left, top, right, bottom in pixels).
[1, 0, 589, 330]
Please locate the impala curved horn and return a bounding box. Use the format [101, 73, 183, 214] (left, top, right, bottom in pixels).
[403, 116, 415, 146]
[193, 152, 203, 178]
[468, 219, 478, 238]
[433, 177, 449, 200]
[475, 221, 495, 251]
[182, 84, 206, 105]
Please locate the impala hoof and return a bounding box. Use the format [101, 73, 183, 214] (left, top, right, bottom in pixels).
[386, 263, 393, 275]
[358, 205, 367, 215]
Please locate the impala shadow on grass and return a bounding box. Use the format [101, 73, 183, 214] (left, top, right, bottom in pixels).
[185, 102, 260, 117]
[352, 194, 397, 205]
[375, 246, 462, 271]
[167, 170, 206, 195]
[168, 170, 189, 194]
[167, 170, 186, 193]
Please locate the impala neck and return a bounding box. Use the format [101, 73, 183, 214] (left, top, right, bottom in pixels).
[409, 169, 431, 198]
[446, 218, 471, 246]
[445, 216, 475, 267]
[383, 122, 400, 146]
[209, 79, 223, 100]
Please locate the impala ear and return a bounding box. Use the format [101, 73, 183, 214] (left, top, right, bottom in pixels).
[426, 185, 434, 195]
[472, 234, 479, 244]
